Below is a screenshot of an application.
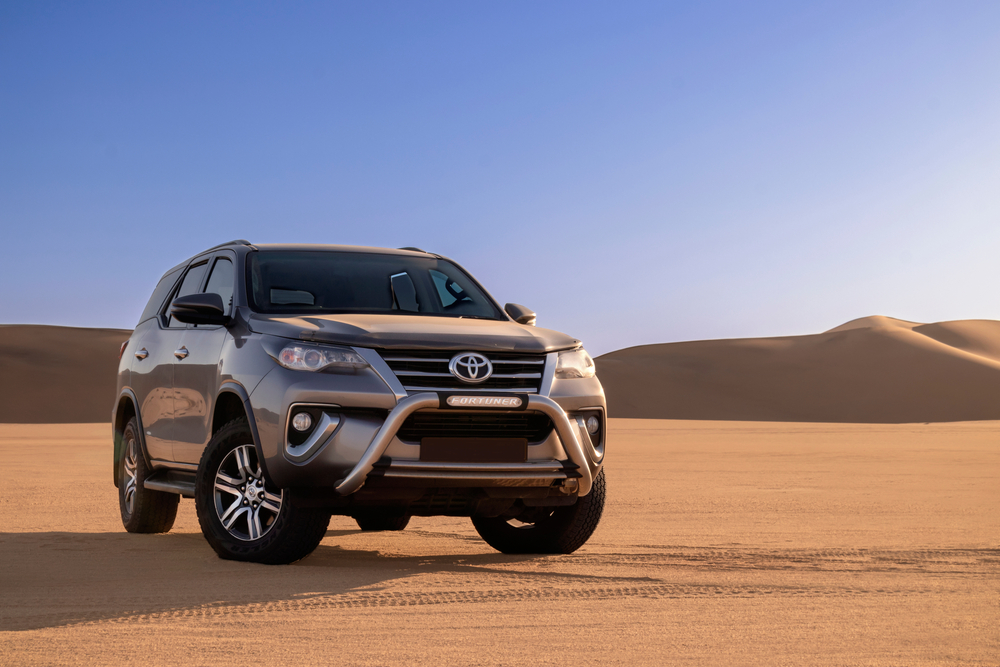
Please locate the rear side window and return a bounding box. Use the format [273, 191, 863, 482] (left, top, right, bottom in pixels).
[137, 268, 182, 326]
[165, 262, 209, 327]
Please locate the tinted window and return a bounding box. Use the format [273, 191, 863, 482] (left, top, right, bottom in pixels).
[165, 262, 209, 327]
[137, 268, 182, 326]
[204, 257, 234, 315]
[247, 251, 502, 319]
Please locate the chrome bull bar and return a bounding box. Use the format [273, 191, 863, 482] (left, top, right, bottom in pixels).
[332, 393, 598, 497]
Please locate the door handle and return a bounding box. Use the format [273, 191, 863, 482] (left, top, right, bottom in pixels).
[174, 347, 189, 360]
[134, 348, 149, 360]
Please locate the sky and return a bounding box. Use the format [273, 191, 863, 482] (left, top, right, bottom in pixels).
[2, 1, 999, 356]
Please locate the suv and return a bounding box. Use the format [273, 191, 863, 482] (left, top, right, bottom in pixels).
[113, 241, 606, 564]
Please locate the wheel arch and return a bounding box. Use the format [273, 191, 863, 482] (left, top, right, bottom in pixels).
[213, 381, 271, 483]
[113, 389, 146, 488]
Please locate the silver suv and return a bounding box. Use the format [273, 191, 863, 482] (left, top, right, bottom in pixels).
[113, 241, 606, 563]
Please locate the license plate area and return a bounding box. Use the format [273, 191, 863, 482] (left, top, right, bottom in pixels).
[419, 437, 528, 463]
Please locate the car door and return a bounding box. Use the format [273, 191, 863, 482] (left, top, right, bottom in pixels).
[171, 253, 236, 465]
[131, 260, 210, 463]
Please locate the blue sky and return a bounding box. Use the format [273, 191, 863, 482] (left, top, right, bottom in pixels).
[2, 1, 999, 355]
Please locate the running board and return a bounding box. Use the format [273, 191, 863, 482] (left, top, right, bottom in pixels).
[144, 470, 196, 497]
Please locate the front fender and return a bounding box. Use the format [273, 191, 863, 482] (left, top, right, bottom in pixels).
[112, 388, 147, 488]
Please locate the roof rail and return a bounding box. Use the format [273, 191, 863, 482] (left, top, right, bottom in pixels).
[205, 239, 252, 252]
[398, 246, 428, 253]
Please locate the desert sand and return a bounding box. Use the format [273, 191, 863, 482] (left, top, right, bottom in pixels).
[597, 317, 1000, 422]
[2, 420, 997, 665]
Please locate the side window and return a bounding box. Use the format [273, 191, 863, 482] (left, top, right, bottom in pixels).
[204, 257, 234, 316]
[137, 268, 182, 326]
[164, 262, 209, 328]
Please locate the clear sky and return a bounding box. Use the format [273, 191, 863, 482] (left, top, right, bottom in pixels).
[2, 2, 999, 355]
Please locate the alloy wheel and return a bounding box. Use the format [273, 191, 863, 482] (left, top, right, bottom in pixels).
[123, 436, 138, 516]
[213, 444, 284, 541]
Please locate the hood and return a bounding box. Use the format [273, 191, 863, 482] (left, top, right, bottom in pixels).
[247, 313, 581, 353]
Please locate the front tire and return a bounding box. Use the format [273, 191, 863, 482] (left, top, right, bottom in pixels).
[119, 417, 179, 533]
[472, 469, 606, 554]
[195, 419, 330, 564]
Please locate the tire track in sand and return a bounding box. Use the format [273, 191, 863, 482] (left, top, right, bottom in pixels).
[10, 579, 954, 631]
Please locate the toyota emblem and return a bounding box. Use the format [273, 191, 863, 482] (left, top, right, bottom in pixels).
[449, 352, 493, 384]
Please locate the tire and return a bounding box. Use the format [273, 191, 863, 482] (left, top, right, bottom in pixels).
[472, 468, 606, 554]
[194, 418, 330, 564]
[119, 417, 179, 533]
[354, 512, 410, 532]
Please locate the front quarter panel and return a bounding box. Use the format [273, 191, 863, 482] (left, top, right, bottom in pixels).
[248, 350, 398, 489]
[217, 326, 283, 400]
[548, 374, 606, 413]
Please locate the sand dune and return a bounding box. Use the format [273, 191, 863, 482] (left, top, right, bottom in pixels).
[4, 318, 1000, 424]
[0, 325, 131, 423]
[597, 317, 1000, 422]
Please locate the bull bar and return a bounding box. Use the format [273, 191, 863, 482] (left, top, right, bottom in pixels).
[332, 393, 599, 496]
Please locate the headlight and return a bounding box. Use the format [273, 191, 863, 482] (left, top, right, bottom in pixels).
[276, 343, 369, 372]
[555, 348, 595, 379]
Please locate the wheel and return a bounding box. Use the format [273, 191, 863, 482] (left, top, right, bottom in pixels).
[119, 417, 179, 533]
[354, 512, 411, 532]
[194, 418, 330, 564]
[471, 468, 606, 554]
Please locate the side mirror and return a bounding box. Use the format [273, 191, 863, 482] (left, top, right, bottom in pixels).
[504, 303, 537, 326]
[170, 293, 230, 326]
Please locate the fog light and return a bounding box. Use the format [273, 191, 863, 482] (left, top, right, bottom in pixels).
[292, 412, 313, 432]
[586, 415, 600, 434]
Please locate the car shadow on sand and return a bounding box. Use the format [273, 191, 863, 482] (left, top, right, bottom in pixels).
[0, 528, 586, 632]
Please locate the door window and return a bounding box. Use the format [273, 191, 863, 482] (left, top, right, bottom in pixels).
[204, 257, 234, 316]
[165, 262, 209, 328]
[138, 268, 182, 326]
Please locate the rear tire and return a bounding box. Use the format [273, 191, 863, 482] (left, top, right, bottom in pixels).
[119, 417, 179, 534]
[472, 469, 606, 554]
[354, 512, 410, 532]
[195, 418, 330, 564]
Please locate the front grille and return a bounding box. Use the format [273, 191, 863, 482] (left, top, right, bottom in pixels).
[396, 411, 554, 443]
[380, 349, 546, 394]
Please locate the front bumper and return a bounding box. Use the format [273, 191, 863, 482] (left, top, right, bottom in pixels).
[250, 347, 606, 495]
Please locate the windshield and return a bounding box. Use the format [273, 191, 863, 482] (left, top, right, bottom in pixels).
[247, 251, 504, 320]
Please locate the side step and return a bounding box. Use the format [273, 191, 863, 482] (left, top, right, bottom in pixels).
[144, 470, 197, 498]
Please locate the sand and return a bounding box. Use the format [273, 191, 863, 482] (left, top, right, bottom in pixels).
[597, 317, 1000, 422]
[2, 420, 996, 665]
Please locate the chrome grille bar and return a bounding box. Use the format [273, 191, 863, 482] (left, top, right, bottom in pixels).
[393, 370, 541, 379]
[379, 349, 547, 394]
